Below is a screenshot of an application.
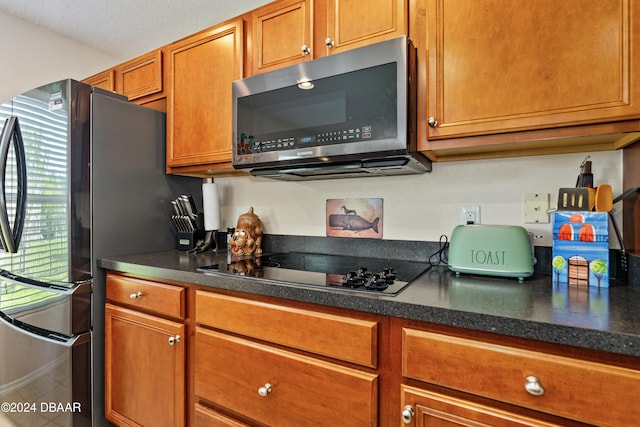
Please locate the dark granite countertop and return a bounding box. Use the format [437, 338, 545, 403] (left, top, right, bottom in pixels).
[98, 250, 640, 358]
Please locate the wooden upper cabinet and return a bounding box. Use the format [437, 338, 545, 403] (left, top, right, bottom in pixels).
[424, 0, 640, 142]
[116, 49, 164, 101]
[83, 69, 115, 91]
[83, 52, 165, 110]
[324, 0, 407, 54]
[166, 19, 243, 172]
[248, 0, 407, 76]
[249, 0, 312, 75]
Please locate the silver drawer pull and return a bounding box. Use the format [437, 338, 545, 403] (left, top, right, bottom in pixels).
[129, 291, 142, 299]
[168, 335, 181, 346]
[258, 383, 272, 397]
[524, 376, 545, 396]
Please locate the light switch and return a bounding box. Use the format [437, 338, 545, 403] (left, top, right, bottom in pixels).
[524, 193, 550, 224]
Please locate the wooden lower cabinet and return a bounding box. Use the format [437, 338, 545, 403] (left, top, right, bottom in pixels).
[401, 386, 565, 427]
[194, 291, 378, 368]
[194, 404, 251, 427]
[401, 326, 640, 427]
[194, 327, 378, 426]
[102, 271, 640, 427]
[104, 303, 186, 427]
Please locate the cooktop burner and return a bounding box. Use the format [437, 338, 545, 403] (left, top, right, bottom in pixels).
[197, 252, 429, 295]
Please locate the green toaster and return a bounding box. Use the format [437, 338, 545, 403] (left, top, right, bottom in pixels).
[448, 225, 535, 281]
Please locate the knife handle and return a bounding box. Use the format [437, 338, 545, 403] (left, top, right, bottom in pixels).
[184, 194, 199, 215]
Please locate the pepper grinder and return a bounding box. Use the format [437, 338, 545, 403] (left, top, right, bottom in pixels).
[576, 156, 593, 188]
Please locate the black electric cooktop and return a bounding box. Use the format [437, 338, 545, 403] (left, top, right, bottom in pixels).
[198, 252, 430, 295]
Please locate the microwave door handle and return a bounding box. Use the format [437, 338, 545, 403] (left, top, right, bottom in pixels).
[0, 116, 27, 253]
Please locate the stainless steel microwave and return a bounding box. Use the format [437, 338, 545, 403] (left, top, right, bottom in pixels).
[231, 36, 431, 180]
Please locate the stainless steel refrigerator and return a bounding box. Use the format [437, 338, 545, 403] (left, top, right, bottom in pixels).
[0, 79, 196, 426]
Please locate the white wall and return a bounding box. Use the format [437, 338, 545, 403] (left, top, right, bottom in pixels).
[0, 10, 624, 248]
[215, 151, 623, 247]
[0, 11, 119, 102]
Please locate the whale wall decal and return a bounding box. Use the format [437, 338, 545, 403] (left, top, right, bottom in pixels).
[329, 214, 380, 233]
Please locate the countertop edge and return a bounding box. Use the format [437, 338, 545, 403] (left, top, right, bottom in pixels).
[98, 253, 640, 358]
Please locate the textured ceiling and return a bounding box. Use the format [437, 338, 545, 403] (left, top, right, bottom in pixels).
[0, 0, 270, 60]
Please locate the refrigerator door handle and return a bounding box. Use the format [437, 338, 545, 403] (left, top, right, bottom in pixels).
[0, 116, 27, 253]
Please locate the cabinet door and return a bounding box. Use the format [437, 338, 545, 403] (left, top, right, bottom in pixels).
[83, 70, 115, 91]
[166, 19, 243, 170]
[401, 386, 565, 427]
[105, 303, 185, 427]
[324, 0, 407, 54]
[116, 50, 164, 101]
[249, 0, 312, 75]
[425, 0, 640, 141]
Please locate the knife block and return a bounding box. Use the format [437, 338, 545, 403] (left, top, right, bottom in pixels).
[175, 213, 205, 251]
[176, 231, 198, 251]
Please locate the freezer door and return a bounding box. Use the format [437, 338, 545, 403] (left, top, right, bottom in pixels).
[0, 272, 91, 338]
[0, 271, 92, 426]
[0, 316, 91, 427]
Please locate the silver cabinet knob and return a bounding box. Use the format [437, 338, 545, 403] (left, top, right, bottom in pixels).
[401, 405, 415, 424]
[258, 383, 272, 397]
[325, 37, 335, 48]
[524, 376, 545, 396]
[168, 335, 181, 346]
[129, 291, 142, 299]
[301, 44, 311, 55]
[427, 117, 438, 127]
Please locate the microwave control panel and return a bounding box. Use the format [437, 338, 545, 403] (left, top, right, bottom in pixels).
[238, 126, 373, 155]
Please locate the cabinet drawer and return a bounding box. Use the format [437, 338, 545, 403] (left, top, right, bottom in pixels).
[401, 385, 565, 427]
[195, 291, 377, 367]
[194, 403, 249, 427]
[403, 328, 640, 427]
[195, 328, 378, 427]
[106, 273, 185, 319]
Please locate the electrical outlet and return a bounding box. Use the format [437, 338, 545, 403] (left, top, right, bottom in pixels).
[460, 205, 480, 224]
[524, 193, 550, 223]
